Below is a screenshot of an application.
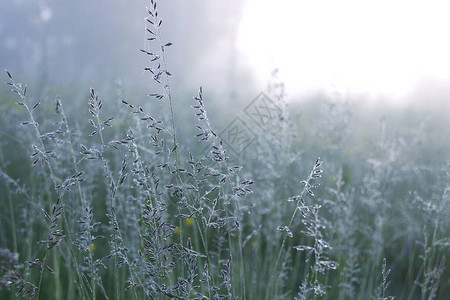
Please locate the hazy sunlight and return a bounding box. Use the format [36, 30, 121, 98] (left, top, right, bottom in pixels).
[237, 0, 450, 102]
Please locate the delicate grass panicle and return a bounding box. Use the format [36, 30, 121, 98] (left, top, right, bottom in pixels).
[1, 0, 450, 299]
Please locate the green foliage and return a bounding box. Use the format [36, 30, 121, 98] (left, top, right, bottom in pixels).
[1, 1, 450, 299]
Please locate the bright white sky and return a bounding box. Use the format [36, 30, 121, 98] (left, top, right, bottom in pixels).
[237, 0, 450, 102]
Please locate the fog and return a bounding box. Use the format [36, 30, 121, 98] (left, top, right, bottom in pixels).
[0, 1, 251, 100]
[1, 0, 450, 110]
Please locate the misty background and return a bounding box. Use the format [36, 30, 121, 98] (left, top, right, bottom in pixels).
[0, 0, 255, 107]
[2, 0, 450, 111]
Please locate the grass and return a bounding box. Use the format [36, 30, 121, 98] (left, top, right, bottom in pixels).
[1, 1, 450, 299]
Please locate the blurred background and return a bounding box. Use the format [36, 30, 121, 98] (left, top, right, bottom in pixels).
[2, 0, 450, 110]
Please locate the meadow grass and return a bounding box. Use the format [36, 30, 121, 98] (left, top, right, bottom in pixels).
[1, 1, 450, 299]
